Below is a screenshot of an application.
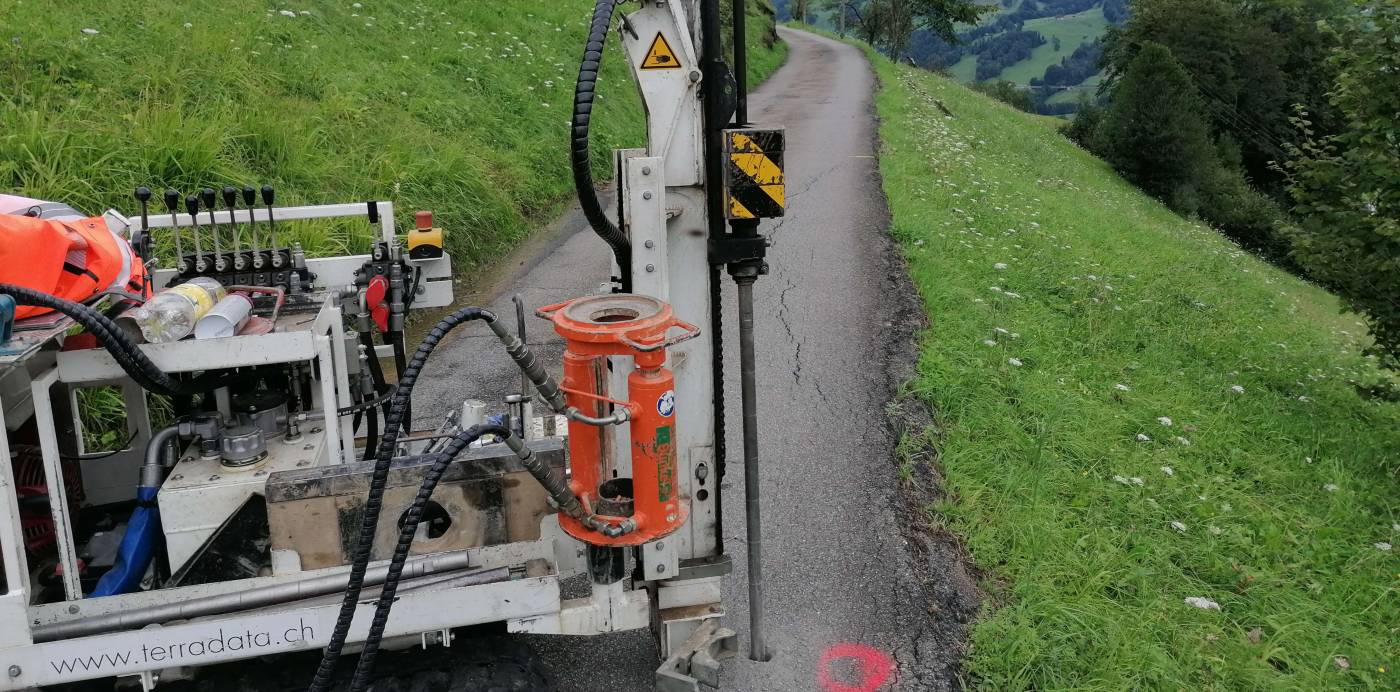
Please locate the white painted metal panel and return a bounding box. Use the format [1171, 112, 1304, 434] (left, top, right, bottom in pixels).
[0, 577, 561, 690]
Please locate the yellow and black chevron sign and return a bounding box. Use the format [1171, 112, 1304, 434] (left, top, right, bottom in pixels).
[723, 128, 785, 220]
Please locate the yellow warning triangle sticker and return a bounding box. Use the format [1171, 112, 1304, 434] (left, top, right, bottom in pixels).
[641, 33, 682, 70]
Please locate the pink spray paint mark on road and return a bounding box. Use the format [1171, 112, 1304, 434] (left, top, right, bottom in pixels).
[818, 643, 896, 692]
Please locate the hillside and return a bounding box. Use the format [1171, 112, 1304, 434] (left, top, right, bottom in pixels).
[1, 0, 785, 265]
[792, 0, 1122, 114]
[864, 41, 1400, 689]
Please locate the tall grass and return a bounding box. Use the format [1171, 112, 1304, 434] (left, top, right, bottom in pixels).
[2, 0, 784, 264]
[863, 41, 1399, 690]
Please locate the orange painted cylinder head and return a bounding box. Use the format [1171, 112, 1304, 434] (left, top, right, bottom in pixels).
[537, 295, 699, 547]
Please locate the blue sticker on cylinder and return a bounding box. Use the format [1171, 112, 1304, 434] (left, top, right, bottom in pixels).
[657, 390, 675, 417]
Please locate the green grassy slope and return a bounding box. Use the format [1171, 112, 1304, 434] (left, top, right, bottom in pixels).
[1, 0, 784, 264]
[864, 46, 1399, 689]
[998, 7, 1108, 85]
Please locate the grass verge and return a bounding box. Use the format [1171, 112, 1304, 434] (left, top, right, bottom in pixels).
[2, 0, 784, 266]
[863, 41, 1399, 690]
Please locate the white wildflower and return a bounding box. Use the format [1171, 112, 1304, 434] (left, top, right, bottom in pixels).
[81, 28, 100, 35]
[1112, 475, 1131, 486]
[1184, 597, 1221, 611]
[1114, 383, 1130, 392]
[1230, 385, 1245, 395]
[1161, 466, 1175, 477]
[982, 340, 997, 347]
[1158, 417, 1173, 426]
[1323, 483, 1339, 492]
[1136, 433, 1151, 442]
[1174, 436, 1192, 446]
[1131, 477, 1144, 486]
[1374, 542, 1392, 552]
[1171, 521, 1187, 533]
[279, 9, 297, 18]
[1208, 525, 1223, 536]
[994, 262, 1008, 270]
[1008, 358, 1024, 367]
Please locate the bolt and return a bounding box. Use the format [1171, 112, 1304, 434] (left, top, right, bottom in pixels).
[642, 191, 653, 201]
[655, 541, 665, 550]
[208, 474, 221, 481]
[8, 665, 20, 678]
[641, 166, 652, 176]
[689, 70, 702, 83]
[655, 564, 667, 574]
[644, 240, 655, 249]
[170, 474, 183, 481]
[310, 427, 322, 434]
[645, 264, 655, 273]
[695, 463, 708, 480]
[67, 604, 79, 614]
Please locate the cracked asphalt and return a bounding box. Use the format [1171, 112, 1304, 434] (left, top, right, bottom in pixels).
[409, 28, 976, 691]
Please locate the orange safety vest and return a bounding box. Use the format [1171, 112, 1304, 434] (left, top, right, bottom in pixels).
[0, 214, 149, 319]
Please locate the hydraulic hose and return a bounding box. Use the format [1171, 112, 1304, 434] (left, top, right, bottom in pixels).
[343, 424, 619, 692]
[308, 305, 627, 692]
[344, 424, 501, 691]
[0, 284, 229, 397]
[572, 0, 632, 286]
[308, 306, 495, 692]
[361, 388, 379, 463]
[387, 331, 410, 431]
[358, 330, 391, 418]
[89, 424, 179, 598]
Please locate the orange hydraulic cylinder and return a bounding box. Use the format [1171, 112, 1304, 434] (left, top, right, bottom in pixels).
[541, 294, 696, 547]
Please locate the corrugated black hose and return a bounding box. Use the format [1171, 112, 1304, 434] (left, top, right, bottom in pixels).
[308, 305, 622, 692]
[344, 423, 506, 692]
[573, 0, 632, 287]
[307, 306, 496, 692]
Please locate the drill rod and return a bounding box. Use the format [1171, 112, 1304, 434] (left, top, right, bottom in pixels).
[735, 271, 767, 662]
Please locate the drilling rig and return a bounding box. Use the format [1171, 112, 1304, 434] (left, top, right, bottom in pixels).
[0, 0, 782, 690]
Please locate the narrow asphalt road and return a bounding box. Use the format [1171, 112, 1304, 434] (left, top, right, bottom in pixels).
[412, 28, 972, 691]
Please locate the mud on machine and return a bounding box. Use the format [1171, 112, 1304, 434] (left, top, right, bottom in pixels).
[0, 0, 785, 690]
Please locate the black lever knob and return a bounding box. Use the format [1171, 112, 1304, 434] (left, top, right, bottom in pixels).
[260, 185, 275, 205]
[135, 187, 152, 203]
[242, 186, 256, 206]
[200, 187, 217, 210]
[222, 186, 238, 209]
[185, 195, 201, 217]
[164, 189, 181, 212]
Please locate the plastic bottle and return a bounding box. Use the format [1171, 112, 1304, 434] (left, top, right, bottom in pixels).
[124, 278, 226, 343]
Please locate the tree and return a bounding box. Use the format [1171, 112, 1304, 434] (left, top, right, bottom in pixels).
[819, 0, 862, 36]
[1102, 0, 1346, 194]
[1284, 2, 1400, 368]
[1097, 42, 1216, 213]
[841, 0, 994, 60]
[792, 0, 812, 23]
